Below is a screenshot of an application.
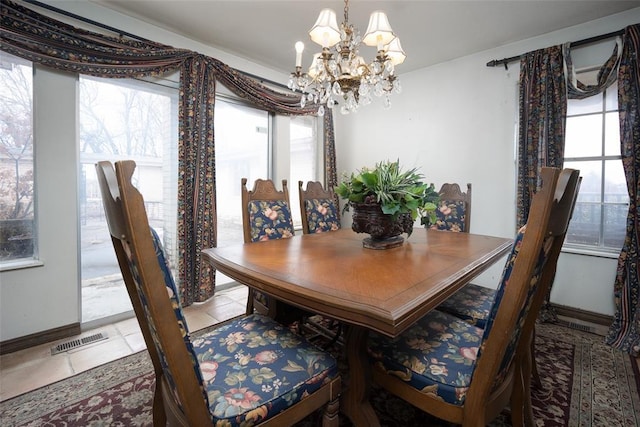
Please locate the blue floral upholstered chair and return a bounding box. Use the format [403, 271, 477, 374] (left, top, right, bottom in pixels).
[298, 181, 343, 346]
[435, 171, 580, 388]
[96, 161, 341, 427]
[368, 167, 580, 427]
[241, 178, 310, 326]
[298, 181, 341, 234]
[430, 182, 472, 232]
[428, 182, 495, 327]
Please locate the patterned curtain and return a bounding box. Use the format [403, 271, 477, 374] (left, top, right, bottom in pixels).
[0, 0, 337, 305]
[516, 46, 566, 322]
[323, 109, 340, 217]
[606, 24, 640, 356]
[516, 45, 566, 229]
[564, 38, 622, 99]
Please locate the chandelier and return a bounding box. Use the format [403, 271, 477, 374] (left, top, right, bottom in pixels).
[287, 0, 405, 116]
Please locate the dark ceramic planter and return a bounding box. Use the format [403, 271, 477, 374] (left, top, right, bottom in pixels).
[351, 202, 414, 249]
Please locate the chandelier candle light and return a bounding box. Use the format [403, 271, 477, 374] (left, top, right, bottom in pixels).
[288, 0, 406, 116]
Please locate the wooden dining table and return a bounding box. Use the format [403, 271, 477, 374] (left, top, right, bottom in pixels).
[202, 227, 512, 427]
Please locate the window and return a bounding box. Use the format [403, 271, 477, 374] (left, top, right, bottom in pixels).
[564, 75, 627, 252]
[214, 98, 270, 249]
[290, 115, 319, 227]
[79, 75, 179, 322]
[213, 97, 322, 284]
[0, 52, 35, 265]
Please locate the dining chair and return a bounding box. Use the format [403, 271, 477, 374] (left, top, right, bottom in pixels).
[298, 180, 341, 234]
[436, 171, 580, 387]
[241, 178, 304, 323]
[430, 182, 472, 232]
[298, 180, 343, 346]
[368, 167, 580, 427]
[96, 161, 341, 427]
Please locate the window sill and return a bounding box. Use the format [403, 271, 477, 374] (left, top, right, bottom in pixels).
[561, 246, 620, 259]
[0, 259, 44, 272]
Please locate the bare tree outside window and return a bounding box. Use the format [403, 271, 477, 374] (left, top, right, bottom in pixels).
[0, 53, 35, 262]
[79, 76, 178, 323]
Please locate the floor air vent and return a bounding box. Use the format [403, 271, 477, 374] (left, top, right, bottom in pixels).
[51, 332, 108, 355]
[558, 320, 595, 334]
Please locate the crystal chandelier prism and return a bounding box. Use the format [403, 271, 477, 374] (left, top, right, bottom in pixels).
[288, 0, 405, 116]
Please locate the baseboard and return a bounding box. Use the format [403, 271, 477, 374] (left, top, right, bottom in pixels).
[551, 303, 613, 326]
[0, 323, 81, 355]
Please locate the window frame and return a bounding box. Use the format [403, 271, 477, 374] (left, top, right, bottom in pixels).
[0, 52, 38, 270]
[562, 72, 626, 256]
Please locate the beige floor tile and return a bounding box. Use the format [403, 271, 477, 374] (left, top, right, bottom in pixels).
[205, 301, 246, 322]
[209, 294, 235, 306]
[0, 354, 72, 401]
[113, 317, 141, 336]
[67, 336, 133, 374]
[0, 341, 56, 371]
[220, 285, 249, 302]
[184, 308, 218, 332]
[123, 331, 147, 353]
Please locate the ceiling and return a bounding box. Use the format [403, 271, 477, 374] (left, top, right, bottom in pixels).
[92, 1, 639, 74]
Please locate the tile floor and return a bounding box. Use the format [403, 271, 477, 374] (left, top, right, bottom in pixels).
[0, 283, 249, 402]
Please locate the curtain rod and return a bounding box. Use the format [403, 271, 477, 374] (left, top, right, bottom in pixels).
[486, 28, 624, 69]
[21, 0, 292, 91]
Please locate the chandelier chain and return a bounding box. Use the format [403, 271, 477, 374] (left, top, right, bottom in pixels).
[343, 0, 349, 26]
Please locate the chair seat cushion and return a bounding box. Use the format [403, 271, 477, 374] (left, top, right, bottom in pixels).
[436, 284, 496, 329]
[368, 309, 483, 405]
[191, 314, 338, 425]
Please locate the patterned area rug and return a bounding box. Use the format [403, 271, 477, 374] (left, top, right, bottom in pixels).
[1, 323, 639, 426]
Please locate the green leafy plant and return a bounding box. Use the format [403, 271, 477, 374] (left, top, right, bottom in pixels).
[335, 159, 439, 223]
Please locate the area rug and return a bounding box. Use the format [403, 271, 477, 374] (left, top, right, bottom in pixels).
[1, 323, 639, 426]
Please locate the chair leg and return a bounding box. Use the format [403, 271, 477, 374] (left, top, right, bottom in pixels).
[322, 395, 340, 427]
[324, 322, 343, 349]
[246, 288, 255, 315]
[531, 328, 542, 387]
[522, 346, 535, 427]
[510, 361, 526, 427]
[513, 333, 536, 427]
[152, 376, 167, 426]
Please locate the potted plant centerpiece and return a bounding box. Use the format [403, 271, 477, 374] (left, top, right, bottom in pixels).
[335, 159, 439, 249]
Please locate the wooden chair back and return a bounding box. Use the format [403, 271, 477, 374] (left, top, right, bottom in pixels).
[241, 178, 295, 317]
[241, 178, 294, 243]
[298, 180, 341, 234]
[433, 183, 472, 232]
[97, 162, 342, 427]
[96, 160, 213, 425]
[465, 167, 580, 424]
[512, 169, 581, 424]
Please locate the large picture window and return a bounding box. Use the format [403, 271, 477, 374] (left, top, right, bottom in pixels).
[0, 52, 35, 265]
[79, 75, 179, 323]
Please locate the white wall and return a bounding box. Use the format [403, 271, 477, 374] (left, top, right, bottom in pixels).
[335, 8, 640, 315]
[1, 2, 638, 342]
